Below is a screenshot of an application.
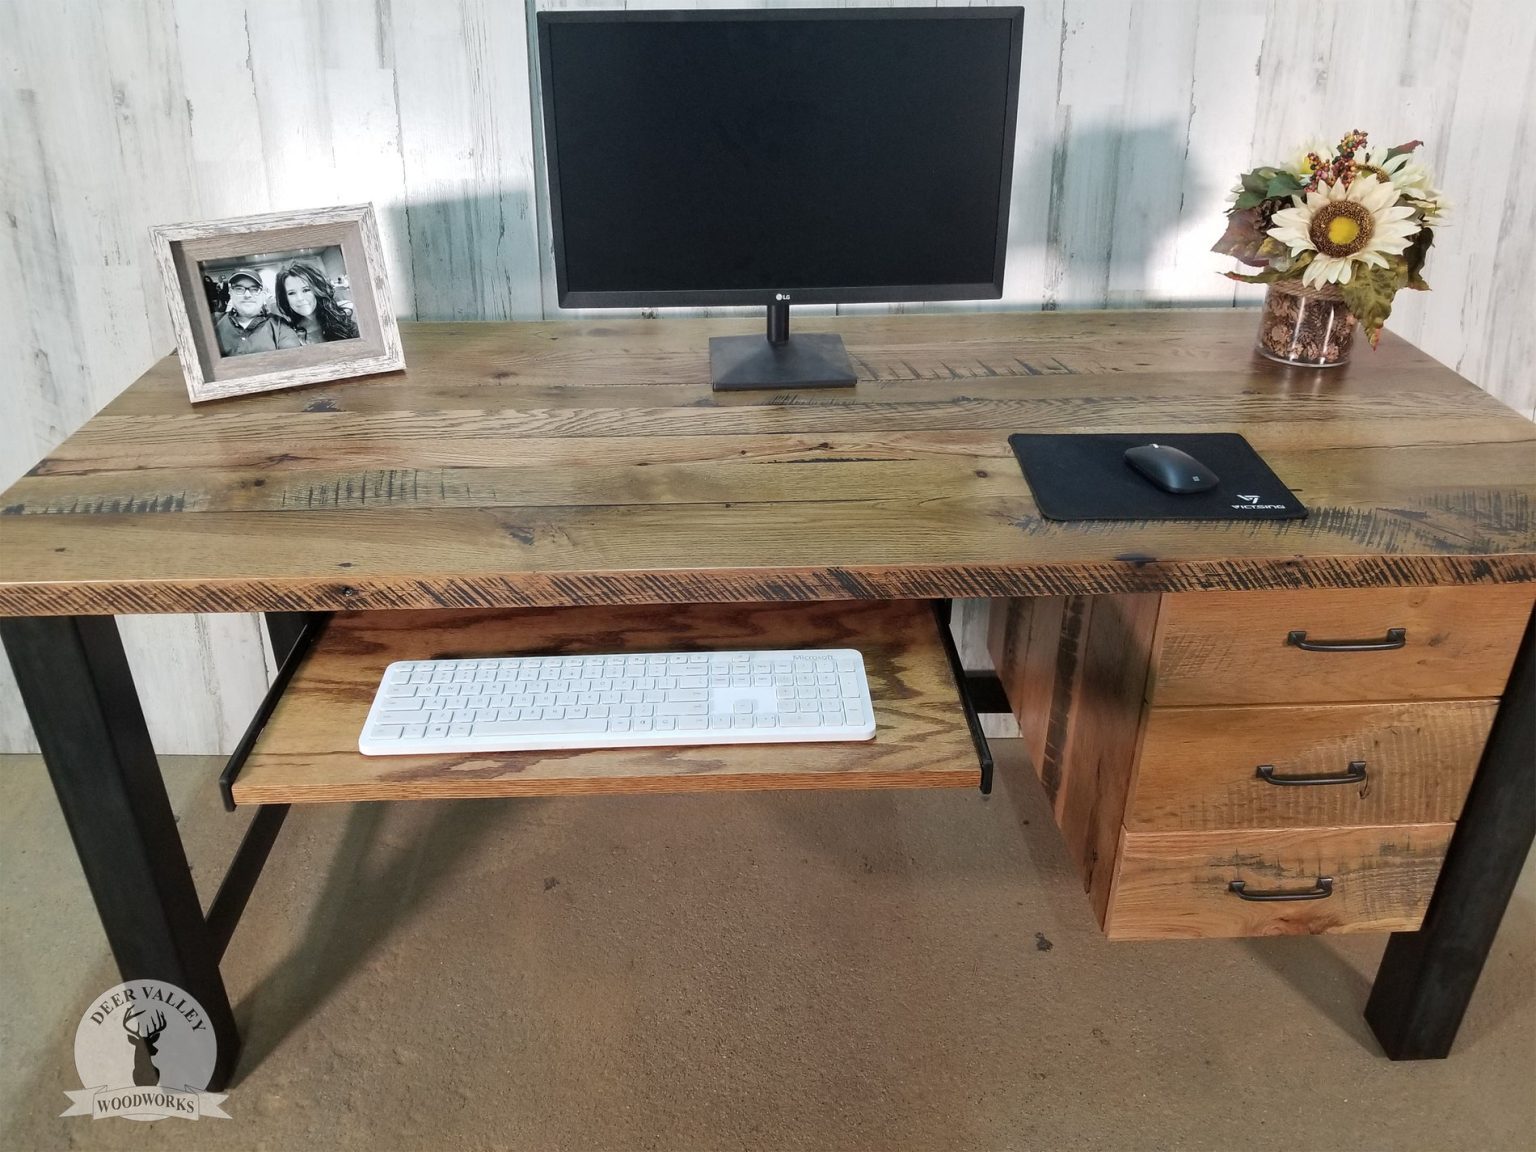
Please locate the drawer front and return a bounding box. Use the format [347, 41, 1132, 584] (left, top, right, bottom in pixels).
[1104, 824, 1452, 939]
[1126, 700, 1494, 831]
[1150, 587, 1533, 705]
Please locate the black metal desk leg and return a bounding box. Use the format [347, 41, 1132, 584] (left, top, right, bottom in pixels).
[1365, 607, 1535, 1059]
[1, 615, 241, 1089]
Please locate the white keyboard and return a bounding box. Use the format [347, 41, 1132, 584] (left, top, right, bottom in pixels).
[359, 648, 876, 755]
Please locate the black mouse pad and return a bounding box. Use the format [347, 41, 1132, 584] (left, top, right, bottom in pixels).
[1009, 433, 1307, 522]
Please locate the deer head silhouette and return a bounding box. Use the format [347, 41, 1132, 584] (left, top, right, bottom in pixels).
[122, 1007, 166, 1087]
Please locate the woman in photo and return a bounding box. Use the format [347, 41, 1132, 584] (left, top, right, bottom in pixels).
[274, 261, 360, 344]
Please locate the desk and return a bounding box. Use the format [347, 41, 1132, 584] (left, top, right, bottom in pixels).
[2, 311, 1532, 1087]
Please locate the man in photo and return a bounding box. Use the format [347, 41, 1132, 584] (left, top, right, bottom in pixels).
[213, 268, 302, 356]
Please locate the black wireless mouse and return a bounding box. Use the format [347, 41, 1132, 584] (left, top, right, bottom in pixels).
[1123, 443, 1220, 494]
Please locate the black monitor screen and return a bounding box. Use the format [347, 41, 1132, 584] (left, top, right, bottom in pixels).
[538, 9, 1023, 307]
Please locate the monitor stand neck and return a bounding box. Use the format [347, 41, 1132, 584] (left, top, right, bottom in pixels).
[708, 303, 858, 392]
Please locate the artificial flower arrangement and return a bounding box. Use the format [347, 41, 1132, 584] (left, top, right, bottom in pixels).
[1214, 130, 1446, 352]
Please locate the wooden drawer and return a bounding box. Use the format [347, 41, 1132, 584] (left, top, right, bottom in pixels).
[1126, 700, 1494, 831]
[1149, 586, 1532, 705]
[1104, 824, 1453, 940]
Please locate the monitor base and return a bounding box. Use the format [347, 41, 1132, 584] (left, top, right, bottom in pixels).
[709, 333, 857, 392]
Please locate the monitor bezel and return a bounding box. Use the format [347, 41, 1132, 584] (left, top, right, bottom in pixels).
[536, 6, 1025, 310]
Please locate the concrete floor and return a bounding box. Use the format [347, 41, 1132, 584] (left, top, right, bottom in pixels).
[1, 744, 1532, 1152]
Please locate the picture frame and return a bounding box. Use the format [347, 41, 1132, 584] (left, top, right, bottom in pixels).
[151, 204, 405, 403]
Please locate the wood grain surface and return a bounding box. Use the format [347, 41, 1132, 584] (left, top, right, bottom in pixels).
[2, 313, 1534, 616]
[230, 600, 981, 804]
[1126, 700, 1495, 831]
[1104, 823, 1454, 939]
[1148, 586, 1536, 705]
[988, 593, 1159, 922]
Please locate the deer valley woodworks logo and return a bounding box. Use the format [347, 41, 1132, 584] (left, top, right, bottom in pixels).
[61, 980, 230, 1122]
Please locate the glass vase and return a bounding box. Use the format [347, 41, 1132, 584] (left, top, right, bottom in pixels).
[1256, 280, 1358, 367]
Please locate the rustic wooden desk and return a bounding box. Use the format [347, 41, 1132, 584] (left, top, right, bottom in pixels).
[2, 311, 1532, 1088]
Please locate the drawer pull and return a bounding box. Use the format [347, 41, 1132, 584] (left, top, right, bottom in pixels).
[1228, 877, 1334, 902]
[1255, 761, 1368, 787]
[1286, 627, 1406, 652]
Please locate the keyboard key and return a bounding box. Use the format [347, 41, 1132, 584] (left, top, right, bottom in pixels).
[473, 719, 609, 737]
[370, 724, 404, 740]
[381, 697, 426, 711]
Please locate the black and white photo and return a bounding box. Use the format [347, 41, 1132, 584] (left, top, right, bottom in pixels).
[199, 247, 360, 358]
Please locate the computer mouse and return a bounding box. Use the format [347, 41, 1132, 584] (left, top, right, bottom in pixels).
[1123, 443, 1220, 495]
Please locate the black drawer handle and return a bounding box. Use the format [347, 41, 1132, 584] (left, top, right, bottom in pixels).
[1287, 627, 1406, 652]
[1228, 877, 1334, 902]
[1255, 761, 1368, 787]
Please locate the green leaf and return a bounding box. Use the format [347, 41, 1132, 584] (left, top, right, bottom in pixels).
[1338, 256, 1410, 348]
[1240, 169, 1272, 194]
[1232, 189, 1265, 211]
[1265, 172, 1304, 200]
[1223, 252, 1313, 284]
[1384, 139, 1423, 161]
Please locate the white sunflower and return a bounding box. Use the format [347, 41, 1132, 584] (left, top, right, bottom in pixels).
[1416, 192, 1450, 227]
[1361, 146, 1433, 197]
[1267, 173, 1420, 287]
[1284, 138, 1334, 180]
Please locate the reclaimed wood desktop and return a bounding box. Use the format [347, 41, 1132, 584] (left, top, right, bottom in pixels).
[1, 311, 1532, 1088]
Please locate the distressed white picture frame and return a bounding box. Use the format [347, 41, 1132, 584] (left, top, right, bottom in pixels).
[151, 204, 405, 403]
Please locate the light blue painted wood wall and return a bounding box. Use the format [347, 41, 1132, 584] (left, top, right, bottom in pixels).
[2, 0, 1533, 753]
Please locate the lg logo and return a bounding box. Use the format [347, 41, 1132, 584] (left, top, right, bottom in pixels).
[774, 293, 791, 301]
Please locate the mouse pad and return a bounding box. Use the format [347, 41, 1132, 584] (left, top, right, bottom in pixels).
[1009, 433, 1308, 522]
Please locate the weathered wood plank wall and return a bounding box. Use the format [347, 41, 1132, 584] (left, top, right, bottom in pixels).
[2, 0, 1533, 753]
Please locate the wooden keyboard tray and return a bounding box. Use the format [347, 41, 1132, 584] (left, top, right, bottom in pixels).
[230, 600, 980, 804]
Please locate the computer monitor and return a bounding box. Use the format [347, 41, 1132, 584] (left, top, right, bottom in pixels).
[536, 6, 1024, 391]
